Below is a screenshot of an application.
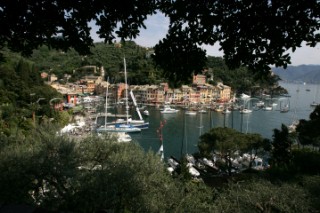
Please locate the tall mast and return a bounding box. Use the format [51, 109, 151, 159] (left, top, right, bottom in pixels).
[105, 77, 109, 128]
[124, 57, 129, 124]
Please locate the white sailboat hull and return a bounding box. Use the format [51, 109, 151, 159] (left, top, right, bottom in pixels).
[97, 125, 141, 133]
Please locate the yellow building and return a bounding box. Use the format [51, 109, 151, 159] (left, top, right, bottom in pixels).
[217, 83, 231, 102]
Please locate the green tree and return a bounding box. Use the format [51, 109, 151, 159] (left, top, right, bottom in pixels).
[213, 178, 317, 212]
[0, 128, 216, 212]
[0, 56, 64, 136]
[199, 127, 269, 174]
[296, 105, 320, 149]
[152, 29, 207, 87]
[242, 133, 270, 169]
[199, 127, 243, 175]
[15, 58, 31, 83]
[270, 124, 293, 168]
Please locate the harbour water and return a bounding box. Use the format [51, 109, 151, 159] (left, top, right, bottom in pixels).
[125, 82, 318, 160]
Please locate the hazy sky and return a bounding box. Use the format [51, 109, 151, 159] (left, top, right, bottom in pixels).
[91, 13, 320, 66]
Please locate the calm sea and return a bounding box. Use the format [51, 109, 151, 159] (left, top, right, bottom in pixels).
[127, 82, 319, 160]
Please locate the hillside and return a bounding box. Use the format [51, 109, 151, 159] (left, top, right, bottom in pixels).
[0, 41, 281, 93]
[272, 65, 320, 84]
[29, 41, 161, 85]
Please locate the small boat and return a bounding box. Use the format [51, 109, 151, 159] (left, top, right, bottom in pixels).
[215, 108, 223, 112]
[185, 110, 197, 115]
[255, 100, 264, 107]
[222, 108, 231, 114]
[187, 163, 200, 177]
[160, 105, 179, 114]
[168, 156, 180, 170]
[288, 120, 299, 133]
[240, 108, 252, 114]
[198, 109, 208, 113]
[310, 101, 318, 107]
[185, 154, 196, 164]
[240, 93, 251, 99]
[263, 106, 273, 111]
[143, 110, 149, 116]
[280, 104, 289, 113]
[202, 157, 215, 168]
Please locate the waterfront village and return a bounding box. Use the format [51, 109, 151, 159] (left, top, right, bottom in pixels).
[44, 66, 270, 177]
[44, 65, 232, 110]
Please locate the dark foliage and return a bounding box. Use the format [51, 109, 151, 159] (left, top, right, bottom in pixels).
[271, 124, 293, 168]
[1, 1, 319, 83]
[0, 56, 63, 136]
[291, 149, 320, 174]
[153, 28, 207, 87]
[158, 0, 320, 73]
[296, 105, 320, 148]
[0, 0, 156, 57]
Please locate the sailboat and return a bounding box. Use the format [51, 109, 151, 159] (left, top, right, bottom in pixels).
[280, 98, 290, 113]
[97, 60, 141, 133]
[109, 67, 148, 129]
[143, 109, 149, 116]
[96, 79, 135, 139]
[112, 90, 150, 129]
[240, 99, 252, 114]
[111, 58, 141, 132]
[280, 104, 289, 113]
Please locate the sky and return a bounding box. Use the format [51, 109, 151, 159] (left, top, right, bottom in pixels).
[91, 13, 320, 66]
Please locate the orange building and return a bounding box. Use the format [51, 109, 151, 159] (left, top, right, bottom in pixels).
[65, 93, 77, 105]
